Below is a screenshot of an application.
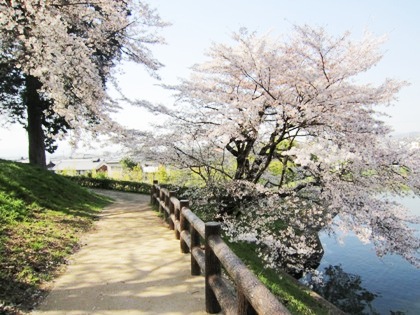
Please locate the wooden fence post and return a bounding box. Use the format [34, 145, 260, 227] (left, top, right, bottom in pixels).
[205, 222, 222, 314]
[151, 180, 158, 205]
[238, 287, 257, 315]
[174, 198, 181, 240]
[158, 188, 164, 215]
[191, 223, 201, 276]
[180, 200, 190, 254]
[150, 182, 154, 204]
[163, 190, 169, 222]
[168, 191, 176, 230]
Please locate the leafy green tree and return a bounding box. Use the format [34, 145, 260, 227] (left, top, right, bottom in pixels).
[155, 165, 170, 183]
[120, 158, 138, 171]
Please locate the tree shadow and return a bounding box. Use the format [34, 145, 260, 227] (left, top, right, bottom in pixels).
[0, 276, 48, 314]
[31, 255, 206, 314]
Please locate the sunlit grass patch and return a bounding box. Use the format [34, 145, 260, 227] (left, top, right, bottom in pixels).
[0, 159, 110, 313]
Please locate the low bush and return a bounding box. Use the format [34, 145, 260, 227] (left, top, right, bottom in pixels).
[65, 176, 152, 194]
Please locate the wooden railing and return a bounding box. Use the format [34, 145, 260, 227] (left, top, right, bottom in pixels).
[150, 181, 291, 315]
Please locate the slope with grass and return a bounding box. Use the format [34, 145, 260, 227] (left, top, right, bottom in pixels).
[226, 241, 345, 315]
[0, 159, 110, 314]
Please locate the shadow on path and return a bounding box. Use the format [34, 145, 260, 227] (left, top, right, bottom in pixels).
[31, 190, 206, 315]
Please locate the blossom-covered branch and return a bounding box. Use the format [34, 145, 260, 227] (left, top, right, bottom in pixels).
[0, 0, 167, 166]
[138, 26, 419, 273]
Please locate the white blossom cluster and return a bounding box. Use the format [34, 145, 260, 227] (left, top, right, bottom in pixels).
[1, 0, 166, 142]
[138, 26, 420, 272]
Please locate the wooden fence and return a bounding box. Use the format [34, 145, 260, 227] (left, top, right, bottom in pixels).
[150, 181, 291, 315]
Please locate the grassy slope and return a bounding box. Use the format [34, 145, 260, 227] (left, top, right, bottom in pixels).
[189, 203, 343, 313]
[0, 159, 110, 314]
[227, 241, 344, 315]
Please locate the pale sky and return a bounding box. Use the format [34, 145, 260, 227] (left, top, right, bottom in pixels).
[1, 0, 419, 160]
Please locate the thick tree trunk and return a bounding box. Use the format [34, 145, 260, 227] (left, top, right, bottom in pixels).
[25, 75, 46, 168]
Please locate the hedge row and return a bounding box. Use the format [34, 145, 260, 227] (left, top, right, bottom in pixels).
[64, 176, 152, 194]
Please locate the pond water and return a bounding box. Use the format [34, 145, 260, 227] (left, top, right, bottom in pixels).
[313, 196, 420, 314]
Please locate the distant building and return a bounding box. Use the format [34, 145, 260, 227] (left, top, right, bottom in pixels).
[52, 158, 108, 175]
[105, 160, 124, 178]
[142, 163, 158, 174]
[49, 156, 163, 181]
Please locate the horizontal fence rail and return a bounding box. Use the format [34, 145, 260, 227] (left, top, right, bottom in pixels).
[150, 181, 291, 315]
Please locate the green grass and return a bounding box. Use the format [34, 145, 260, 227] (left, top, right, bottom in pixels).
[0, 159, 111, 314]
[151, 190, 342, 314]
[227, 241, 343, 315]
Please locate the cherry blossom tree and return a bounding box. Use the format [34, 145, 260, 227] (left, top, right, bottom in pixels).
[0, 0, 166, 167]
[141, 26, 420, 274]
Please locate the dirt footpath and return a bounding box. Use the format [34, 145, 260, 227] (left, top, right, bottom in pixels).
[31, 190, 206, 315]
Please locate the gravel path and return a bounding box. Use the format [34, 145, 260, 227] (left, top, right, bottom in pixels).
[31, 190, 206, 315]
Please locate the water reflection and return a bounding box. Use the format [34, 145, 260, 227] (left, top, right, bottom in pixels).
[311, 195, 420, 314]
[310, 264, 380, 314]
